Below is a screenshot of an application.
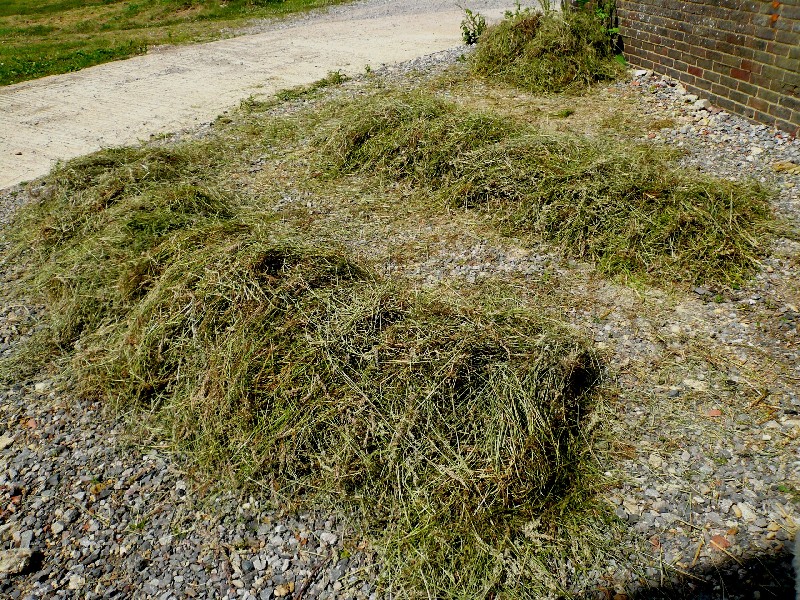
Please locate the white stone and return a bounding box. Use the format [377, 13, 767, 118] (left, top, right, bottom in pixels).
[736, 502, 758, 522]
[750, 146, 764, 155]
[623, 499, 640, 514]
[693, 99, 711, 110]
[683, 378, 708, 392]
[634, 69, 649, 77]
[34, 381, 49, 392]
[67, 574, 86, 590]
[0, 549, 31, 574]
[319, 532, 338, 546]
[0, 434, 14, 450]
[274, 583, 293, 597]
[0, 522, 16, 540]
[684, 94, 699, 103]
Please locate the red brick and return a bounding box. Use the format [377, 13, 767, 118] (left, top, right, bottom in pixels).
[739, 59, 761, 74]
[748, 97, 770, 112]
[730, 67, 752, 81]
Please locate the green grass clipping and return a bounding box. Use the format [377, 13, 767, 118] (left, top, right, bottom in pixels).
[471, 6, 625, 94]
[322, 91, 773, 288]
[4, 145, 610, 597]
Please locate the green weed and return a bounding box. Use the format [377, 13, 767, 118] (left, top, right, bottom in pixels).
[275, 70, 349, 102]
[648, 117, 676, 131]
[460, 7, 487, 45]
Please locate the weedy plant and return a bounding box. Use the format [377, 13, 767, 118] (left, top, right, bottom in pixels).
[5, 142, 610, 597]
[322, 92, 774, 288]
[553, 107, 575, 118]
[471, 1, 625, 93]
[460, 7, 487, 45]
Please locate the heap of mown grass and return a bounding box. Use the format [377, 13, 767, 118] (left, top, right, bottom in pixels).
[3, 145, 232, 376]
[471, 5, 624, 94]
[5, 145, 607, 597]
[323, 92, 773, 287]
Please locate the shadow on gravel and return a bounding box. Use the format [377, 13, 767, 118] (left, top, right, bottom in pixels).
[629, 547, 795, 600]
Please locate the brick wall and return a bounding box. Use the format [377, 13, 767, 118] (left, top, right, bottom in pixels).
[617, 0, 800, 135]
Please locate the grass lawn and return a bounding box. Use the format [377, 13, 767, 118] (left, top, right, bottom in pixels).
[0, 0, 350, 85]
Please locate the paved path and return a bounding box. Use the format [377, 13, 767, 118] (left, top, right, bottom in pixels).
[0, 0, 510, 189]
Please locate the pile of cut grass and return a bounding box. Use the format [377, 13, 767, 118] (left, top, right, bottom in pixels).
[471, 6, 624, 94]
[5, 145, 607, 597]
[322, 92, 774, 287]
[323, 92, 516, 184]
[4, 145, 233, 375]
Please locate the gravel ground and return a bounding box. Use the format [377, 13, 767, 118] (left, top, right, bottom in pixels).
[1, 54, 799, 599]
[585, 71, 800, 599]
